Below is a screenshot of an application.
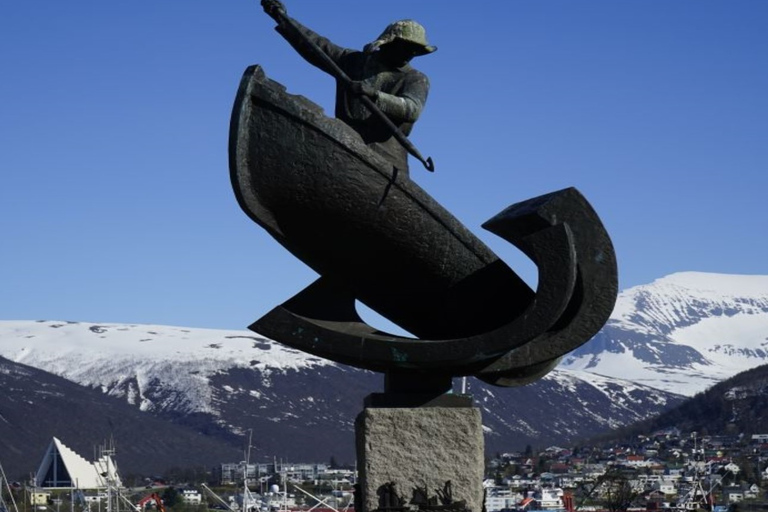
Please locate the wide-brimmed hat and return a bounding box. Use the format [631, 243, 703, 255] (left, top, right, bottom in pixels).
[364, 20, 437, 56]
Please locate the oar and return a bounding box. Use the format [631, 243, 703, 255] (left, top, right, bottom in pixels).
[277, 13, 435, 172]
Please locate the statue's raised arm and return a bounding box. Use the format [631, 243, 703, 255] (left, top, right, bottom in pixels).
[261, 0, 353, 77]
[259, 0, 437, 173]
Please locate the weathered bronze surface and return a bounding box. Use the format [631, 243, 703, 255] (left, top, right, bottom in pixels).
[229, 65, 618, 392]
[231, 2, 618, 395]
[261, 0, 436, 172]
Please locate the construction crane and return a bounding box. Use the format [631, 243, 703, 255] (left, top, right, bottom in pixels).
[137, 493, 166, 512]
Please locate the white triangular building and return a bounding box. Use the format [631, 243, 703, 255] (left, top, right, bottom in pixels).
[34, 437, 122, 489]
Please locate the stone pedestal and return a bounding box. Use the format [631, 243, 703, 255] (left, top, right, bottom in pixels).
[355, 401, 484, 512]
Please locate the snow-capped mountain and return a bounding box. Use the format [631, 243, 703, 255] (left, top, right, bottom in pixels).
[0, 355, 243, 479]
[0, 320, 333, 419]
[562, 272, 768, 395]
[3, 271, 765, 475]
[0, 319, 682, 476]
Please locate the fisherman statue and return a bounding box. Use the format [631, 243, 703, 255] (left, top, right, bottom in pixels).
[230, 5, 619, 512]
[261, 0, 436, 174]
[230, 1, 617, 393]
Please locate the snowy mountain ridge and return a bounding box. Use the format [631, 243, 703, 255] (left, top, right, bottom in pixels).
[611, 272, 768, 333]
[1, 271, 766, 466]
[3, 271, 767, 405]
[562, 272, 768, 395]
[0, 319, 663, 417]
[0, 320, 334, 415]
[0, 317, 684, 460]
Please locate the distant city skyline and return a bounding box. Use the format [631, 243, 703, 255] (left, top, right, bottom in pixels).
[1, 1, 766, 330]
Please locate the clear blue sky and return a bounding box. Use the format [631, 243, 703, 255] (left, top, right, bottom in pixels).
[1, 1, 766, 330]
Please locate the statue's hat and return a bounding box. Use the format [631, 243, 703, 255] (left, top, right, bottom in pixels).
[365, 20, 437, 56]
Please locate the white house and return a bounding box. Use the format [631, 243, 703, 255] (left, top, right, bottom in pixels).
[723, 486, 744, 504]
[181, 489, 202, 505]
[484, 487, 524, 512]
[28, 490, 51, 506]
[655, 481, 677, 496]
[745, 485, 760, 500]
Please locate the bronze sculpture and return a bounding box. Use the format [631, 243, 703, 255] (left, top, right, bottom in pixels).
[230, 2, 618, 398]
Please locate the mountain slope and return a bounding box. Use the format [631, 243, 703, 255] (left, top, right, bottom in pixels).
[0, 320, 683, 478]
[0, 356, 243, 480]
[593, 362, 768, 443]
[0, 320, 332, 416]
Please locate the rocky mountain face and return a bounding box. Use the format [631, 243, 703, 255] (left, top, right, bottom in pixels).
[1, 272, 766, 478]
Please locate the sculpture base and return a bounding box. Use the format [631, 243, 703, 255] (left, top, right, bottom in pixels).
[355, 400, 484, 512]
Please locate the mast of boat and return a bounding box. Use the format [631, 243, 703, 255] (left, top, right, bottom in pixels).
[291, 485, 341, 512]
[201, 485, 236, 512]
[279, 459, 286, 512]
[272, 458, 289, 512]
[678, 432, 712, 511]
[280, 459, 288, 511]
[241, 429, 261, 512]
[116, 494, 137, 512]
[248, 430, 254, 466]
[98, 440, 119, 512]
[0, 459, 20, 512]
[106, 469, 111, 512]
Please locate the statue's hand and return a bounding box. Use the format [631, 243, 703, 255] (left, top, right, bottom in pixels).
[349, 81, 379, 99]
[261, 0, 287, 21]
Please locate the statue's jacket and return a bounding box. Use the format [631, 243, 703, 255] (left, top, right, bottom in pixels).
[276, 17, 430, 172]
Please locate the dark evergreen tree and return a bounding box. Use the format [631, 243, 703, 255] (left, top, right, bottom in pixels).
[161, 487, 179, 508]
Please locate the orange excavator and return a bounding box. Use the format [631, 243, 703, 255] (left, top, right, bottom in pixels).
[138, 493, 166, 512]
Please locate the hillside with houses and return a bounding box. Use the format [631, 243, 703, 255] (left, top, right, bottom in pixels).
[485, 429, 768, 512]
[7, 427, 768, 512]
